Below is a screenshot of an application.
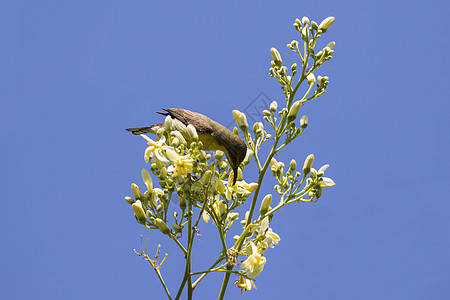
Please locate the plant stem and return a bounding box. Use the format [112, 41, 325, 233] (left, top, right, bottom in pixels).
[175, 201, 195, 300]
[217, 264, 234, 300]
[192, 257, 225, 289]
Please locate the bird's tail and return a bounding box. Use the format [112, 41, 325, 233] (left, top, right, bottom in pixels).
[125, 125, 160, 135]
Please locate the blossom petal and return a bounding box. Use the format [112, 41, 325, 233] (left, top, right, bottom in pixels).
[320, 177, 336, 188]
[318, 164, 330, 174]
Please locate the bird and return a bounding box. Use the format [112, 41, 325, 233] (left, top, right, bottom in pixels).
[126, 108, 247, 185]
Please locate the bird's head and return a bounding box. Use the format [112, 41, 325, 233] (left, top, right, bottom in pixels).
[226, 137, 247, 185]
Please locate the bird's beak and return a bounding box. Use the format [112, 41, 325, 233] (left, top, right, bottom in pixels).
[232, 168, 238, 186]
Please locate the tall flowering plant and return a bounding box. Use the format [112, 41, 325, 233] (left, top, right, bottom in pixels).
[124, 16, 336, 299]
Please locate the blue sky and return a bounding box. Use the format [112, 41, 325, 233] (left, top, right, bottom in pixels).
[1, 1, 449, 299]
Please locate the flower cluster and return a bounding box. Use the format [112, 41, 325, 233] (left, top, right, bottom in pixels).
[123, 15, 337, 298]
[125, 115, 259, 238]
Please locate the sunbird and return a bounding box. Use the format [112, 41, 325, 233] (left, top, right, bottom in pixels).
[126, 108, 247, 185]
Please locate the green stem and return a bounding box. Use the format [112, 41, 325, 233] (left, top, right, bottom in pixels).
[172, 237, 187, 256]
[175, 202, 195, 300]
[192, 257, 225, 289]
[217, 264, 234, 300]
[155, 268, 173, 300]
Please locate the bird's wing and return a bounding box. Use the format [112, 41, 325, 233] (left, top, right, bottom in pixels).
[160, 108, 214, 134]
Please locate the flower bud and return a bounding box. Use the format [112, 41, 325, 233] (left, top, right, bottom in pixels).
[291, 63, 297, 72]
[241, 211, 250, 226]
[233, 126, 239, 135]
[317, 76, 323, 84]
[307, 73, 316, 85]
[164, 115, 173, 132]
[263, 110, 270, 116]
[201, 170, 213, 184]
[179, 196, 186, 210]
[159, 166, 167, 180]
[300, 115, 308, 129]
[269, 101, 278, 113]
[318, 16, 335, 33]
[302, 154, 314, 175]
[315, 50, 324, 59]
[270, 157, 278, 171]
[186, 124, 198, 142]
[228, 212, 239, 221]
[131, 183, 142, 200]
[311, 21, 318, 30]
[243, 149, 253, 165]
[238, 113, 249, 132]
[172, 224, 182, 233]
[287, 101, 301, 122]
[260, 194, 272, 216]
[290, 159, 297, 171]
[171, 130, 186, 144]
[233, 110, 248, 131]
[156, 127, 165, 137]
[326, 41, 336, 50]
[232, 110, 241, 123]
[132, 200, 147, 223]
[301, 16, 310, 26]
[270, 48, 282, 68]
[295, 18, 302, 26]
[125, 196, 134, 205]
[301, 27, 308, 37]
[252, 122, 259, 133]
[171, 137, 180, 147]
[218, 200, 227, 217]
[141, 168, 153, 191]
[155, 218, 171, 235]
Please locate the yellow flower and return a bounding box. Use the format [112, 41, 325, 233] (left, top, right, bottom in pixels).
[224, 180, 258, 200]
[141, 135, 168, 163]
[241, 241, 266, 277]
[202, 210, 210, 223]
[265, 229, 280, 248]
[257, 217, 280, 251]
[164, 147, 195, 177]
[235, 276, 256, 294]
